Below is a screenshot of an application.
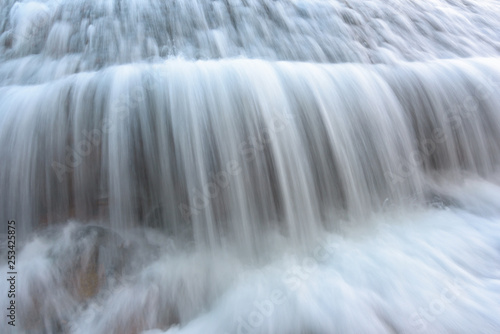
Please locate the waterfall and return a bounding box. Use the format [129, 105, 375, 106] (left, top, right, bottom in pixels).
[1, 0, 500, 333]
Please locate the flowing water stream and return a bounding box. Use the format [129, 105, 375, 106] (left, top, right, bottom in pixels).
[1, 0, 500, 333]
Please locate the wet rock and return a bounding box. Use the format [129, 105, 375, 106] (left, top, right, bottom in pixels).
[67, 225, 127, 300]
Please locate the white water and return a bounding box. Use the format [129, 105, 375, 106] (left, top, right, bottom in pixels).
[1, 0, 500, 333]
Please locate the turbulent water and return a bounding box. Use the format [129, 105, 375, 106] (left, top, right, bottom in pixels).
[1, 0, 500, 333]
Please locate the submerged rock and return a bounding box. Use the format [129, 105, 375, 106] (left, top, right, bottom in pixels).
[65, 225, 127, 300]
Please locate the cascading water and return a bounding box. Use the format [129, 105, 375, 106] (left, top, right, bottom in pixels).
[1, 0, 500, 333]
